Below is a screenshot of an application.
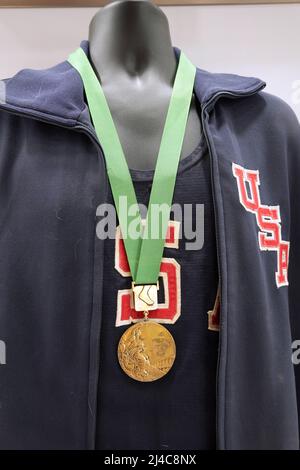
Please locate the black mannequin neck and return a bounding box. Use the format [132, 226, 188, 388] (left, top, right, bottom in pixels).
[88, 0, 177, 86]
[87, 0, 202, 171]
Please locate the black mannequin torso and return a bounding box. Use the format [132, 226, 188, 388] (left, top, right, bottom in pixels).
[88, 0, 202, 170]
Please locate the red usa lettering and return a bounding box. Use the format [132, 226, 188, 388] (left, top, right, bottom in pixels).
[232, 163, 289, 288]
[115, 220, 181, 327]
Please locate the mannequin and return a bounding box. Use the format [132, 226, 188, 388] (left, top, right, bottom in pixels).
[88, 0, 202, 170]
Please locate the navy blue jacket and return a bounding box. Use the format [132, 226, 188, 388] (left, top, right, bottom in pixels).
[0, 41, 300, 449]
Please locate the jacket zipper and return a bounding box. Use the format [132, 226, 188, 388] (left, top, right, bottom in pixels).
[200, 84, 266, 450]
[73, 124, 109, 450]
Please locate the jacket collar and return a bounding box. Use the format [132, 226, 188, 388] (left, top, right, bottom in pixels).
[1, 40, 266, 126]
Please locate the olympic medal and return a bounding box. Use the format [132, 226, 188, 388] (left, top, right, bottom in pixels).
[118, 321, 176, 382]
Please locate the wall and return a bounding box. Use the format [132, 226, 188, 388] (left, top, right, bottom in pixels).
[0, 4, 299, 119]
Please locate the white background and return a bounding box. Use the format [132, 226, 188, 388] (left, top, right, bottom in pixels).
[0, 4, 299, 120]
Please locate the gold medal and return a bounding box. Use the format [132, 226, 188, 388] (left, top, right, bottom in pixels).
[118, 320, 176, 382]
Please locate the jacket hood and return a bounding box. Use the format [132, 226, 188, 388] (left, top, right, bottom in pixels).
[0, 40, 266, 126]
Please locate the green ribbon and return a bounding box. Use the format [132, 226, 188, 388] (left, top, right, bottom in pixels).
[68, 47, 196, 285]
